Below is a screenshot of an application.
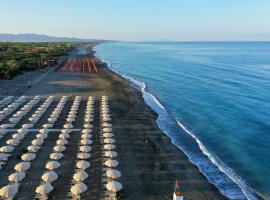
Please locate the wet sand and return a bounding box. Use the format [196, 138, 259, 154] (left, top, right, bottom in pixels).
[0, 49, 228, 199]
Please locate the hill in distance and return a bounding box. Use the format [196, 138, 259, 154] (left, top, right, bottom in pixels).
[0, 33, 105, 42]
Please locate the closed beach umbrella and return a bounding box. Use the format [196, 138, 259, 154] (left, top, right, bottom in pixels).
[80, 139, 92, 145]
[0, 146, 14, 153]
[79, 146, 92, 153]
[104, 144, 116, 150]
[61, 129, 72, 134]
[84, 118, 93, 123]
[56, 139, 68, 145]
[106, 181, 122, 192]
[21, 153, 36, 161]
[36, 183, 54, 195]
[0, 153, 9, 161]
[76, 160, 90, 170]
[50, 153, 63, 160]
[103, 138, 115, 144]
[73, 171, 88, 182]
[53, 145, 66, 152]
[104, 159, 119, 168]
[102, 128, 112, 133]
[8, 172, 25, 183]
[103, 133, 114, 138]
[77, 152, 91, 159]
[0, 124, 14, 129]
[59, 133, 70, 139]
[43, 124, 53, 128]
[14, 162, 31, 172]
[104, 151, 117, 158]
[70, 183, 87, 195]
[63, 124, 73, 129]
[81, 133, 92, 139]
[36, 133, 47, 140]
[106, 169, 121, 179]
[83, 124, 93, 129]
[46, 161, 61, 170]
[22, 124, 34, 129]
[31, 139, 44, 146]
[41, 171, 58, 183]
[27, 145, 40, 153]
[39, 129, 49, 134]
[82, 129, 92, 134]
[0, 184, 18, 199]
[102, 123, 112, 127]
[6, 139, 20, 146]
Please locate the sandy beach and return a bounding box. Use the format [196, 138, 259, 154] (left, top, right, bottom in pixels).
[0, 46, 228, 200]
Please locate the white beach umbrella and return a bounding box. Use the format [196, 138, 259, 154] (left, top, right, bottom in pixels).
[103, 133, 114, 138]
[63, 124, 73, 129]
[31, 139, 44, 146]
[66, 118, 75, 123]
[70, 183, 87, 195]
[14, 162, 31, 172]
[50, 153, 63, 160]
[77, 152, 91, 159]
[45, 161, 61, 170]
[21, 153, 36, 161]
[8, 172, 25, 183]
[0, 184, 18, 199]
[102, 117, 111, 122]
[104, 144, 116, 150]
[106, 181, 122, 192]
[80, 139, 92, 145]
[56, 139, 68, 146]
[58, 133, 70, 139]
[76, 160, 90, 170]
[73, 171, 88, 182]
[103, 138, 115, 144]
[41, 171, 58, 183]
[82, 129, 92, 134]
[36, 183, 54, 195]
[0, 146, 14, 153]
[79, 146, 92, 153]
[83, 124, 93, 129]
[81, 133, 92, 139]
[53, 145, 66, 152]
[104, 151, 117, 158]
[61, 129, 72, 134]
[104, 159, 119, 168]
[27, 145, 40, 153]
[106, 169, 121, 179]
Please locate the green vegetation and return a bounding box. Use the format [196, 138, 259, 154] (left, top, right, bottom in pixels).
[0, 42, 76, 79]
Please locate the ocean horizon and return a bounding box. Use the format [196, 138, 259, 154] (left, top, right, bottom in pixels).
[95, 41, 270, 200]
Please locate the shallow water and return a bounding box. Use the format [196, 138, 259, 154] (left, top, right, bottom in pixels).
[94, 42, 270, 199]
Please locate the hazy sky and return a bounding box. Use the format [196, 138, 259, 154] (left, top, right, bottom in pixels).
[0, 0, 269, 41]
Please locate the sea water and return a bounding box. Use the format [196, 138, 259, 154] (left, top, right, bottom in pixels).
[94, 42, 270, 199]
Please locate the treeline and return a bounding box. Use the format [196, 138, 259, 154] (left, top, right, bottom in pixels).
[0, 42, 77, 79]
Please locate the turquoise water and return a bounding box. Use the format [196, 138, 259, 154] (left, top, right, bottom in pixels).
[94, 42, 270, 199]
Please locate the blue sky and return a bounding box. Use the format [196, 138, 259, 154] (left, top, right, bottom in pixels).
[0, 0, 269, 41]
